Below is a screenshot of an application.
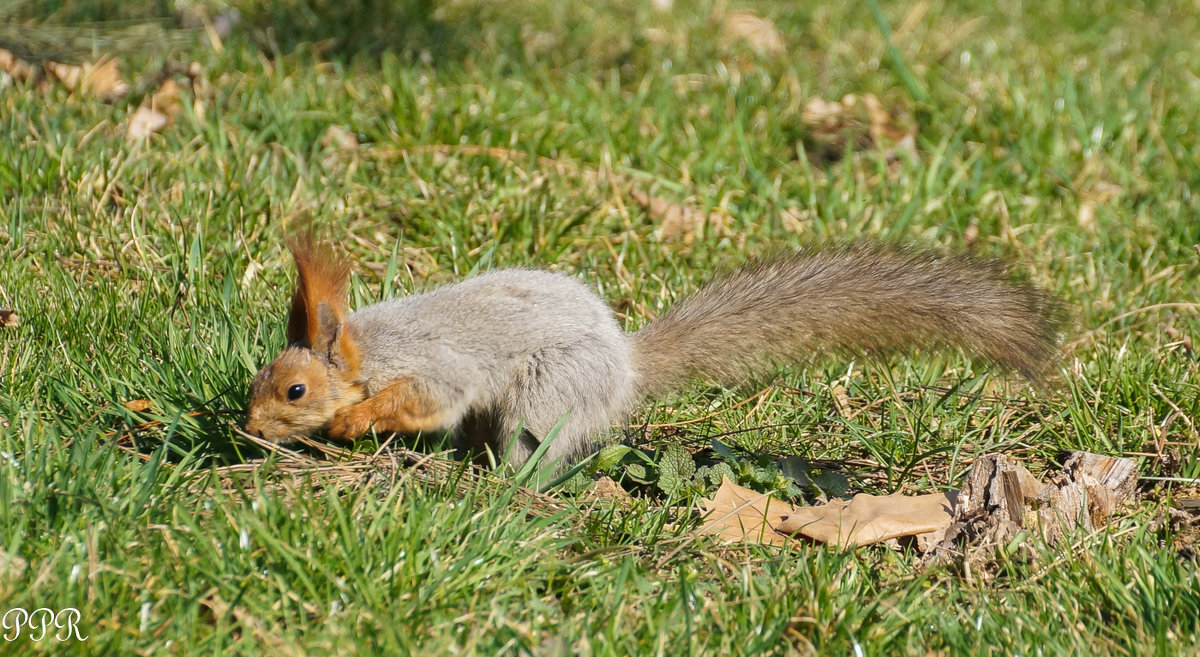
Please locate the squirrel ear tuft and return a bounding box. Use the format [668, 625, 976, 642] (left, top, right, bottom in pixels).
[284, 235, 351, 348]
[282, 235, 361, 375]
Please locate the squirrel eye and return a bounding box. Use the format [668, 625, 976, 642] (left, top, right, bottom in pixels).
[286, 384, 306, 401]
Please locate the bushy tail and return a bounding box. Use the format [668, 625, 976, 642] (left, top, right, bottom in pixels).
[630, 243, 1065, 397]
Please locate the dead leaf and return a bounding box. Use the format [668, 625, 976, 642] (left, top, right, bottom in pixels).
[963, 223, 980, 245]
[586, 475, 634, 506]
[1165, 325, 1194, 354]
[1077, 203, 1096, 232]
[830, 384, 851, 417]
[123, 399, 154, 412]
[1081, 180, 1122, 206]
[148, 78, 182, 117]
[861, 93, 912, 144]
[779, 206, 810, 234]
[43, 60, 82, 89]
[802, 96, 851, 128]
[801, 94, 917, 162]
[0, 48, 36, 82]
[126, 78, 183, 141]
[127, 106, 170, 140]
[776, 491, 957, 547]
[630, 190, 730, 243]
[45, 57, 131, 101]
[242, 260, 264, 287]
[722, 10, 786, 57]
[1075, 181, 1120, 233]
[0, 551, 28, 580]
[699, 477, 957, 549]
[698, 477, 796, 546]
[321, 124, 359, 152]
[0, 310, 17, 328]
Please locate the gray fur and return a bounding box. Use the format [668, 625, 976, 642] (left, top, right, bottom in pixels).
[347, 269, 638, 467]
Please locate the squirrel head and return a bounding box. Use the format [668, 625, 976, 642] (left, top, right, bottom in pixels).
[245, 238, 365, 442]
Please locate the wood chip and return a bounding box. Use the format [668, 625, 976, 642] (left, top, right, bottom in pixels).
[922, 451, 1138, 569]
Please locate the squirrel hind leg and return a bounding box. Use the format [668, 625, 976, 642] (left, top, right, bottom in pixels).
[451, 407, 538, 466]
[493, 346, 638, 471]
[493, 412, 597, 472]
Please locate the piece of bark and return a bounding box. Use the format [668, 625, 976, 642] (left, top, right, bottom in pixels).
[921, 454, 1043, 567]
[922, 451, 1138, 569]
[1035, 451, 1139, 543]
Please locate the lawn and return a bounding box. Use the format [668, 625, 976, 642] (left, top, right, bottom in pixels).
[1, 0, 1198, 654]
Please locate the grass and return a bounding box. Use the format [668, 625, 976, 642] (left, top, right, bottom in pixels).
[1, 0, 1199, 654]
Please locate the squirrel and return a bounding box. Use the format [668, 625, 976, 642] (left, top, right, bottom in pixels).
[245, 238, 1064, 468]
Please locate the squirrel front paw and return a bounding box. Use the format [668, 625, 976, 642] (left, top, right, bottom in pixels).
[328, 405, 373, 440]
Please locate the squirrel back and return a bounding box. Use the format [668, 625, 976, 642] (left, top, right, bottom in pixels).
[631, 243, 1063, 396]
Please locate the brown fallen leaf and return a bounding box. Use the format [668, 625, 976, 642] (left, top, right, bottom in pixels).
[698, 477, 796, 546]
[0, 309, 17, 328]
[722, 10, 786, 57]
[861, 93, 913, 145]
[801, 93, 917, 162]
[830, 384, 852, 418]
[1077, 203, 1097, 232]
[127, 106, 170, 140]
[122, 399, 154, 412]
[776, 491, 957, 547]
[149, 78, 182, 115]
[630, 190, 730, 243]
[584, 475, 635, 508]
[702, 451, 1136, 559]
[321, 124, 359, 152]
[1075, 180, 1121, 233]
[0, 48, 36, 83]
[0, 550, 28, 580]
[127, 78, 183, 141]
[1164, 325, 1194, 354]
[699, 477, 956, 548]
[45, 57, 131, 101]
[802, 96, 851, 129]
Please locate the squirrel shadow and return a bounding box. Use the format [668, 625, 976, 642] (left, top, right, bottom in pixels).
[237, 0, 487, 64]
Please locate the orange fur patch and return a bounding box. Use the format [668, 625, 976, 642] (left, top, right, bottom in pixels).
[327, 377, 447, 439]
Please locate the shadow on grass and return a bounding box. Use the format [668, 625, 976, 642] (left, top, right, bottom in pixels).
[15, 0, 518, 66]
[237, 0, 497, 64]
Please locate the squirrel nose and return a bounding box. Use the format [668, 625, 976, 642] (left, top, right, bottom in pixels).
[244, 415, 262, 437]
